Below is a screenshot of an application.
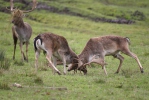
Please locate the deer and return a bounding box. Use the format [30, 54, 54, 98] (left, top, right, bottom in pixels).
[67, 35, 144, 75]
[6, 0, 37, 61]
[33, 32, 79, 75]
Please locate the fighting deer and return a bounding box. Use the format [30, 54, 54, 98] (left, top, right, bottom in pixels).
[6, 0, 37, 61]
[34, 32, 79, 75]
[68, 35, 144, 75]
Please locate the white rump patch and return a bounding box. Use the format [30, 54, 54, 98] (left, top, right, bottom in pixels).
[36, 39, 46, 51]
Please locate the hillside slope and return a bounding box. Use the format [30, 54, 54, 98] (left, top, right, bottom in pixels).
[0, 0, 149, 24]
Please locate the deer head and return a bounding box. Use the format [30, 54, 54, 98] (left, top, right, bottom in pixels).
[67, 58, 87, 74]
[6, 0, 37, 25]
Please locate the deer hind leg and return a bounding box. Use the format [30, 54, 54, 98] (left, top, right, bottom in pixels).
[122, 48, 144, 73]
[35, 50, 40, 72]
[46, 51, 61, 75]
[113, 53, 124, 73]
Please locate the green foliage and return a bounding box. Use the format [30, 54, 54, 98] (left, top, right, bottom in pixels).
[13, 60, 24, 66]
[34, 76, 43, 84]
[94, 78, 106, 84]
[0, 50, 11, 70]
[121, 69, 133, 78]
[99, 0, 149, 7]
[0, 82, 11, 90]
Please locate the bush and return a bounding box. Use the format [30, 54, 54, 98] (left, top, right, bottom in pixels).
[0, 50, 11, 70]
[131, 10, 146, 21]
[34, 76, 43, 84]
[0, 82, 11, 90]
[13, 60, 24, 66]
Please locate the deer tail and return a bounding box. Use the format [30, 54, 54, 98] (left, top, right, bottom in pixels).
[125, 37, 131, 45]
[33, 35, 42, 52]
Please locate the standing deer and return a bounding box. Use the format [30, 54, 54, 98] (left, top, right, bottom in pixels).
[68, 35, 144, 75]
[34, 32, 79, 75]
[7, 0, 37, 61]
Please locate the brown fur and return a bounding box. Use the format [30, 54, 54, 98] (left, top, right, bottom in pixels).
[11, 9, 32, 61]
[34, 33, 78, 75]
[68, 35, 144, 75]
[8, 0, 37, 61]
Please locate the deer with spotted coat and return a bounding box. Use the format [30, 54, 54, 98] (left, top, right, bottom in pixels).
[68, 35, 144, 75]
[6, 0, 37, 61]
[34, 32, 79, 75]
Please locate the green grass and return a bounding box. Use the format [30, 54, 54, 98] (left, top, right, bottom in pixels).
[0, 0, 149, 100]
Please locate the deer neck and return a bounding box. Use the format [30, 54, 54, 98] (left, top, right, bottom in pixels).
[15, 18, 25, 28]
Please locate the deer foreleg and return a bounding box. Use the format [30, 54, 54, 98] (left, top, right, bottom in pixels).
[12, 27, 17, 60]
[25, 42, 29, 62]
[19, 42, 25, 61]
[90, 57, 108, 75]
[46, 53, 61, 75]
[13, 40, 17, 60]
[62, 55, 67, 75]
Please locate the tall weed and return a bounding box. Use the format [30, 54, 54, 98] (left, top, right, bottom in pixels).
[0, 82, 11, 90]
[0, 50, 11, 70]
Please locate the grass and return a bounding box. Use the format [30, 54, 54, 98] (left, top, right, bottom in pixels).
[0, 0, 149, 100]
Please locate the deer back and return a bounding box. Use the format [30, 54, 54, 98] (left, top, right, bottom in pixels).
[79, 36, 129, 63]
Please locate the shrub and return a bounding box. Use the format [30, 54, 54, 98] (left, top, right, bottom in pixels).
[0, 50, 11, 70]
[13, 60, 24, 66]
[0, 82, 11, 90]
[121, 69, 133, 78]
[131, 10, 146, 21]
[34, 76, 43, 84]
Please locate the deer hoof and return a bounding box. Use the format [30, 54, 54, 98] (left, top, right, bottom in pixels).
[57, 71, 61, 75]
[115, 71, 119, 74]
[141, 69, 144, 73]
[63, 72, 66, 75]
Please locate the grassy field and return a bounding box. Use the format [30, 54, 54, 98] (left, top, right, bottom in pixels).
[0, 0, 149, 100]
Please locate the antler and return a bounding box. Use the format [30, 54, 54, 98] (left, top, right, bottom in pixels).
[6, 0, 37, 13]
[10, 0, 14, 11]
[6, 0, 14, 11]
[22, 0, 37, 13]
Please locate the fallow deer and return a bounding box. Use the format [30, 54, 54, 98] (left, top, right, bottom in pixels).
[68, 35, 144, 75]
[34, 32, 78, 75]
[7, 0, 37, 61]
